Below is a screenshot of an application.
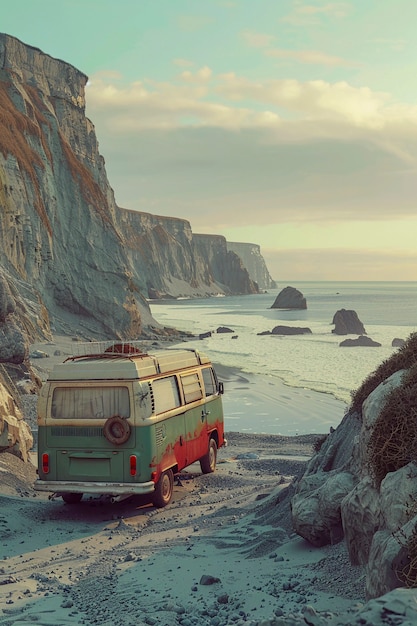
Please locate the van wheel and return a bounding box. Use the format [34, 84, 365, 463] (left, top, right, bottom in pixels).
[200, 438, 217, 474]
[62, 493, 83, 504]
[153, 469, 174, 508]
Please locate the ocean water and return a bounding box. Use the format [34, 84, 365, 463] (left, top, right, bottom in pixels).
[150, 281, 416, 406]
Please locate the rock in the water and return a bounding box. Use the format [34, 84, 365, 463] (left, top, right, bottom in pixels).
[271, 286, 307, 310]
[271, 326, 312, 335]
[339, 336, 381, 347]
[392, 337, 405, 348]
[332, 309, 366, 335]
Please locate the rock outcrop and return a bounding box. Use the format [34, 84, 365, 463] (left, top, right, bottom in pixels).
[0, 33, 264, 344]
[339, 336, 381, 347]
[226, 242, 276, 290]
[291, 333, 417, 600]
[271, 286, 307, 310]
[0, 381, 33, 461]
[332, 309, 366, 335]
[261, 325, 312, 335]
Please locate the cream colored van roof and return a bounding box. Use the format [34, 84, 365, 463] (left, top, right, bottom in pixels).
[47, 344, 211, 382]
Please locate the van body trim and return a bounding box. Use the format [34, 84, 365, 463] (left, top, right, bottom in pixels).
[34, 479, 155, 496]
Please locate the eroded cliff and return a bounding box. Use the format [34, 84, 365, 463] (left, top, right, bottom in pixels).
[0, 33, 267, 343]
[227, 242, 276, 290]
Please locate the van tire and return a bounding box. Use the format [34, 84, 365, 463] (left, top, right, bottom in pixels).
[62, 492, 83, 504]
[103, 415, 131, 445]
[153, 469, 174, 508]
[200, 438, 217, 474]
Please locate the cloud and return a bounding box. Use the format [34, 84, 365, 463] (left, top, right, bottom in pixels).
[173, 58, 195, 68]
[295, 2, 351, 18]
[88, 69, 417, 138]
[241, 30, 275, 48]
[215, 74, 389, 127]
[283, 2, 352, 25]
[93, 124, 417, 225]
[85, 68, 417, 231]
[176, 14, 213, 31]
[180, 66, 213, 83]
[265, 48, 355, 67]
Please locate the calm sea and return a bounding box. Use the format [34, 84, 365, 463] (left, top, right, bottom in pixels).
[150, 281, 416, 405]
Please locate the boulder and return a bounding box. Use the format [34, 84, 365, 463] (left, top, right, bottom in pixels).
[271, 286, 307, 310]
[332, 309, 366, 335]
[216, 327, 234, 334]
[0, 383, 33, 462]
[350, 588, 417, 624]
[0, 318, 28, 364]
[271, 326, 312, 335]
[366, 527, 409, 599]
[289, 333, 417, 601]
[199, 331, 212, 340]
[339, 336, 381, 347]
[291, 470, 356, 546]
[392, 338, 405, 348]
[341, 476, 382, 566]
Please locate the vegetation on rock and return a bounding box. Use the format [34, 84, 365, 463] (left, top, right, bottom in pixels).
[350, 332, 417, 415]
[367, 361, 417, 487]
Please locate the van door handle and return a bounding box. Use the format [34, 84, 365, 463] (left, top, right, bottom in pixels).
[201, 410, 209, 421]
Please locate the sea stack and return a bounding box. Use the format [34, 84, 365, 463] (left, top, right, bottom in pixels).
[271, 286, 307, 310]
[332, 309, 366, 335]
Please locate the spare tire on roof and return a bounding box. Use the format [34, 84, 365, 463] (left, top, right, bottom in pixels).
[103, 415, 131, 445]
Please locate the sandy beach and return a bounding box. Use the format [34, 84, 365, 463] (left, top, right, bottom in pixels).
[0, 434, 365, 626]
[0, 336, 364, 626]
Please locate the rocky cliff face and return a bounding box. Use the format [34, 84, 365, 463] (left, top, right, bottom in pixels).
[193, 234, 259, 295]
[0, 33, 264, 344]
[116, 210, 259, 299]
[291, 332, 417, 601]
[0, 33, 145, 339]
[226, 242, 276, 290]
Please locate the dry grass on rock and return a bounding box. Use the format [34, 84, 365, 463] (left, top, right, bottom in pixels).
[351, 332, 417, 416]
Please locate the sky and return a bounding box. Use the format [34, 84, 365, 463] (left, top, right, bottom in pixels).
[3, 1, 417, 281]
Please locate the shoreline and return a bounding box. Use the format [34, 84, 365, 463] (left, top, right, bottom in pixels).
[214, 361, 347, 436]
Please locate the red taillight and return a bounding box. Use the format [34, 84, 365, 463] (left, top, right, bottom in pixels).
[42, 453, 49, 474]
[129, 455, 137, 476]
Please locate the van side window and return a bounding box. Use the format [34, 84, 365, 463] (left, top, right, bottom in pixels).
[180, 372, 203, 404]
[202, 367, 216, 396]
[51, 386, 130, 419]
[152, 376, 180, 414]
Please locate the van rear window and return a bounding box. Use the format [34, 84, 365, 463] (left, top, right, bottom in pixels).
[51, 386, 130, 419]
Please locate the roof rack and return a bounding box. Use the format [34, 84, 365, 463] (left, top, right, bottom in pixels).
[69, 341, 146, 358]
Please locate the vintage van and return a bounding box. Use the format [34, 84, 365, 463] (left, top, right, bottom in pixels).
[35, 343, 226, 507]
